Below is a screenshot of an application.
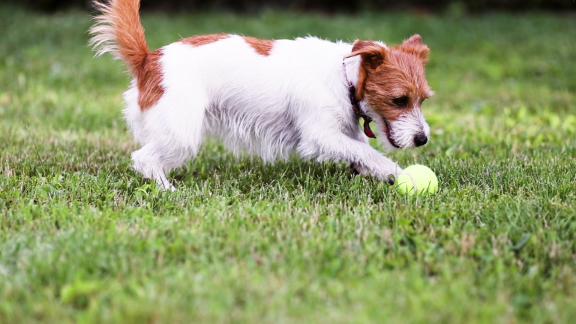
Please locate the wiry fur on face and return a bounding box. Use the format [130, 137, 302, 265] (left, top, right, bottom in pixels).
[346, 34, 434, 149]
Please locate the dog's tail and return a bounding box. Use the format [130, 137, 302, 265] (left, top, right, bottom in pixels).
[89, 0, 148, 75]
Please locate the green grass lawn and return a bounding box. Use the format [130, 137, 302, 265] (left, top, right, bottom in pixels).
[1, 6, 576, 323]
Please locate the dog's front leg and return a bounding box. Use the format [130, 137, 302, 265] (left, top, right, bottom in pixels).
[349, 131, 371, 177]
[299, 133, 402, 184]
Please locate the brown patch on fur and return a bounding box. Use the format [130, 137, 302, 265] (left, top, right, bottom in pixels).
[242, 36, 274, 56]
[346, 35, 432, 125]
[136, 49, 164, 111]
[180, 33, 230, 47]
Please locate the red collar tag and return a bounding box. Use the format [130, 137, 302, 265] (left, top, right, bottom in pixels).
[362, 118, 376, 138]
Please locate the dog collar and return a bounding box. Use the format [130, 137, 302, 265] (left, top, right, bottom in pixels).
[343, 62, 376, 139]
[348, 85, 376, 139]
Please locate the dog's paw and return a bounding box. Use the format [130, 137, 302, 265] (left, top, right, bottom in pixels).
[351, 163, 399, 185]
[154, 176, 176, 192]
[388, 165, 403, 184]
[379, 164, 403, 185]
[350, 163, 368, 176]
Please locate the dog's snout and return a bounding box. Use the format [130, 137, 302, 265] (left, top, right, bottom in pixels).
[414, 134, 428, 147]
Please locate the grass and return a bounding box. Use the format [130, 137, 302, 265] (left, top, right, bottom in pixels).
[1, 6, 576, 323]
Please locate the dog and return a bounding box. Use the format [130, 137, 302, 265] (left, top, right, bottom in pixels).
[90, 0, 434, 191]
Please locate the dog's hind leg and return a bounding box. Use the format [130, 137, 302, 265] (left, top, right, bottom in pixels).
[131, 127, 206, 192]
[130, 90, 208, 191]
[131, 115, 205, 191]
[131, 144, 177, 191]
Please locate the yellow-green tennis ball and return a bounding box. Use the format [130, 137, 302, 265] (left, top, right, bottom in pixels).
[395, 165, 438, 196]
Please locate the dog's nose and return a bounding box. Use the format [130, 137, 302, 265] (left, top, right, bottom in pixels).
[414, 134, 428, 147]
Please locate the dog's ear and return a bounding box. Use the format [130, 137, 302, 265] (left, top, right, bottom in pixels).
[345, 40, 388, 70]
[401, 34, 430, 63]
[345, 40, 388, 100]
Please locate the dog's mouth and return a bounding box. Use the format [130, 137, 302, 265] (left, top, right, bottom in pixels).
[382, 118, 400, 148]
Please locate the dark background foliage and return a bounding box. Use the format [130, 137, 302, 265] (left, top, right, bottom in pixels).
[3, 0, 575, 12]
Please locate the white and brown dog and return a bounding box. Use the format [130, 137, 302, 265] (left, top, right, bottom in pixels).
[90, 0, 434, 191]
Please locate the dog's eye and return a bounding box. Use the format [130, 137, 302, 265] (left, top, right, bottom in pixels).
[392, 96, 409, 107]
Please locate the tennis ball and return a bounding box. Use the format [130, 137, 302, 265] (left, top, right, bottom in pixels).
[395, 165, 438, 196]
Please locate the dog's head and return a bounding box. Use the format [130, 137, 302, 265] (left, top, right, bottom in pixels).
[346, 34, 433, 150]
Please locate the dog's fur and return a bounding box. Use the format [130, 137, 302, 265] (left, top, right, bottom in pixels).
[90, 0, 434, 191]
